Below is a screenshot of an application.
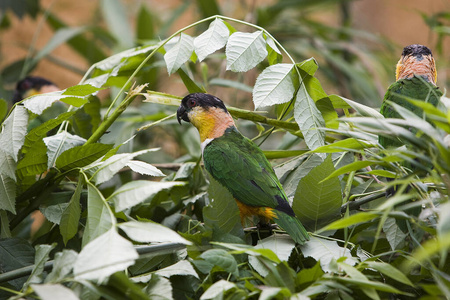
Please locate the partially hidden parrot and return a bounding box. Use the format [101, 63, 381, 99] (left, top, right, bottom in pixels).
[379, 44, 442, 149]
[12, 76, 59, 104]
[177, 93, 309, 245]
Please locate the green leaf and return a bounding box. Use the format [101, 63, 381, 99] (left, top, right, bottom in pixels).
[200, 280, 236, 300]
[118, 221, 191, 244]
[225, 31, 267, 72]
[312, 138, 375, 153]
[363, 261, 414, 287]
[63, 84, 103, 97]
[43, 132, 86, 169]
[23, 91, 64, 115]
[155, 260, 199, 279]
[0, 238, 35, 288]
[33, 27, 86, 61]
[100, 0, 134, 48]
[164, 33, 195, 75]
[24, 244, 56, 289]
[177, 68, 206, 93]
[253, 63, 296, 109]
[16, 140, 48, 177]
[74, 229, 138, 281]
[0, 98, 7, 121]
[300, 236, 357, 272]
[334, 276, 412, 296]
[294, 79, 326, 151]
[145, 275, 173, 300]
[59, 96, 89, 107]
[45, 250, 78, 283]
[293, 155, 342, 230]
[109, 180, 185, 212]
[297, 58, 319, 76]
[126, 160, 165, 176]
[82, 182, 115, 247]
[32, 283, 79, 300]
[0, 105, 28, 161]
[72, 96, 101, 139]
[382, 217, 406, 250]
[55, 143, 113, 172]
[0, 149, 17, 181]
[194, 18, 229, 61]
[60, 178, 83, 245]
[136, 4, 155, 40]
[322, 160, 378, 182]
[0, 174, 16, 214]
[330, 95, 383, 118]
[200, 249, 238, 277]
[320, 212, 379, 231]
[203, 177, 241, 236]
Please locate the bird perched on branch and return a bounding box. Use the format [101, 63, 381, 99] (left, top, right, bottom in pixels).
[12, 76, 59, 104]
[177, 93, 309, 245]
[379, 44, 442, 149]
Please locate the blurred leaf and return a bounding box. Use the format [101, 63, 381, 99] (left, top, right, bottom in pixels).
[0, 174, 16, 214]
[100, 0, 134, 48]
[32, 283, 79, 300]
[118, 221, 191, 244]
[145, 274, 173, 300]
[55, 143, 113, 172]
[164, 33, 194, 75]
[253, 63, 296, 109]
[209, 78, 253, 93]
[0, 98, 7, 121]
[45, 250, 78, 283]
[60, 178, 83, 245]
[200, 280, 236, 300]
[75, 229, 138, 281]
[194, 18, 229, 61]
[177, 69, 206, 93]
[331, 95, 383, 118]
[136, 5, 155, 41]
[226, 31, 267, 72]
[300, 237, 357, 272]
[321, 212, 379, 231]
[293, 155, 342, 230]
[0, 105, 28, 161]
[195, 0, 221, 18]
[294, 79, 326, 151]
[126, 160, 165, 177]
[363, 261, 413, 287]
[82, 182, 115, 247]
[109, 180, 185, 212]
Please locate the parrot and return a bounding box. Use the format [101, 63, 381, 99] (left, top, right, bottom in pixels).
[177, 93, 309, 245]
[12, 76, 59, 104]
[379, 44, 442, 149]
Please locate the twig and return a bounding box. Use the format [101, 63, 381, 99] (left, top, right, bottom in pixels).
[340, 191, 386, 213]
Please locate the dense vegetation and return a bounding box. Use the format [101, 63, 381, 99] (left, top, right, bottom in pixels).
[0, 1, 449, 299]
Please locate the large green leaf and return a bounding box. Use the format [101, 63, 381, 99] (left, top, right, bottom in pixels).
[0, 174, 16, 214]
[0, 105, 28, 161]
[194, 18, 229, 61]
[293, 155, 342, 230]
[82, 182, 115, 247]
[225, 31, 267, 72]
[118, 221, 191, 244]
[294, 79, 326, 151]
[164, 33, 195, 75]
[60, 179, 83, 245]
[74, 229, 138, 281]
[55, 143, 113, 172]
[108, 180, 185, 212]
[252, 63, 296, 109]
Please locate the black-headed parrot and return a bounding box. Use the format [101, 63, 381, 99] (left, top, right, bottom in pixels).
[177, 93, 309, 245]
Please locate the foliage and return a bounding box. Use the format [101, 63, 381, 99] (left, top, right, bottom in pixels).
[0, 1, 449, 300]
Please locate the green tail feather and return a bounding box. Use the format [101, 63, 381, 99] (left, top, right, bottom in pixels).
[274, 211, 309, 245]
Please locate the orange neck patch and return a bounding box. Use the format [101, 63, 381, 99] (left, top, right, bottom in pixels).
[188, 107, 235, 142]
[395, 54, 437, 85]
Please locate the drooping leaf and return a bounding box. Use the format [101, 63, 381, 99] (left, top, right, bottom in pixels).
[194, 18, 229, 61]
[253, 63, 296, 109]
[118, 221, 191, 244]
[0, 174, 16, 214]
[293, 155, 342, 231]
[0, 105, 28, 161]
[32, 283, 79, 300]
[108, 180, 185, 212]
[126, 160, 165, 177]
[164, 33, 195, 75]
[74, 229, 138, 282]
[55, 143, 113, 172]
[82, 182, 115, 247]
[300, 237, 357, 272]
[43, 132, 87, 169]
[60, 178, 83, 245]
[44, 250, 78, 283]
[294, 81, 326, 151]
[225, 31, 267, 72]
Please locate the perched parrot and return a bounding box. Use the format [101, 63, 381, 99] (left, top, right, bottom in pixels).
[177, 93, 309, 245]
[12, 76, 59, 104]
[379, 44, 442, 149]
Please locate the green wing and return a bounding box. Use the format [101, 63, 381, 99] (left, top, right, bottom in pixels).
[379, 76, 442, 148]
[203, 127, 287, 210]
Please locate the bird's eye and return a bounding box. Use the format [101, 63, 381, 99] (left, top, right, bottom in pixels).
[188, 99, 196, 107]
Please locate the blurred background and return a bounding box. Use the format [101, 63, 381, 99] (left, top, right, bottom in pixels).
[0, 0, 449, 107]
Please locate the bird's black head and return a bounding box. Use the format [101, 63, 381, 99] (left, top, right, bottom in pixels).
[401, 44, 433, 59]
[177, 93, 228, 124]
[12, 76, 56, 104]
